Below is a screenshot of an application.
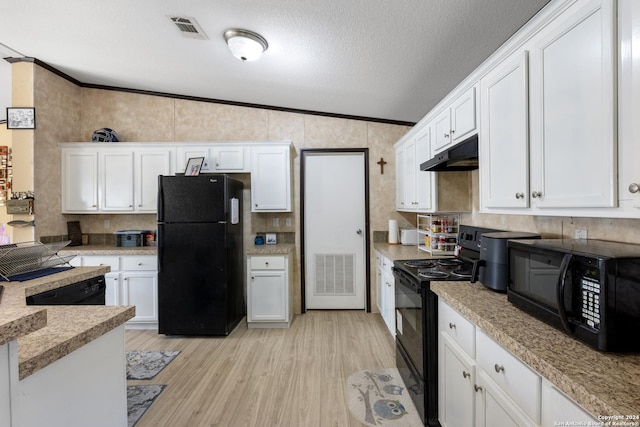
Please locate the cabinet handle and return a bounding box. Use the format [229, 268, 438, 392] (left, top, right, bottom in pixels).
[450, 129, 455, 134]
[629, 183, 640, 194]
[251, 276, 254, 280]
[474, 384, 483, 392]
[494, 364, 505, 373]
[462, 371, 470, 379]
[531, 191, 542, 198]
[515, 192, 524, 199]
[444, 133, 450, 138]
[138, 204, 143, 207]
[255, 203, 258, 207]
[138, 263, 142, 266]
[448, 322, 456, 329]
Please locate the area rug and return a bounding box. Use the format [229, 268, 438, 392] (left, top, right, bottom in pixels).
[126, 350, 180, 380]
[346, 368, 422, 426]
[127, 384, 166, 427]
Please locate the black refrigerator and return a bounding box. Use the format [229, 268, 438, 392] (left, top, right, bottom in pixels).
[157, 174, 244, 335]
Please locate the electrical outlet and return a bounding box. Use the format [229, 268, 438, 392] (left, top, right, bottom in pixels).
[285, 217, 292, 227]
[575, 229, 588, 239]
[104, 219, 110, 229]
[272, 217, 279, 227]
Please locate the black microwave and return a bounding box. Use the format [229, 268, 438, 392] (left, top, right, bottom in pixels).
[507, 239, 640, 352]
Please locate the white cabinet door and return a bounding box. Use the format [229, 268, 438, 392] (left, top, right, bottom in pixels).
[135, 149, 173, 212]
[433, 108, 453, 153]
[530, 0, 616, 208]
[251, 144, 291, 212]
[439, 333, 475, 427]
[101, 151, 134, 211]
[480, 51, 530, 209]
[395, 144, 406, 210]
[211, 145, 250, 172]
[475, 370, 536, 427]
[176, 146, 212, 172]
[542, 379, 597, 426]
[122, 271, 158, 323]
[403, 139, 417, 209]
[62, 150, 98, 212]
[451, 86, 478, 143]
[415, 129, 435, 211]
[105, 273, 120, 306]
[248, 271, 287, 322]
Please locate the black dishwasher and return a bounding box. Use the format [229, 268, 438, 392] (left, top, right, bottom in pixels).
[26, 275, 106, 305]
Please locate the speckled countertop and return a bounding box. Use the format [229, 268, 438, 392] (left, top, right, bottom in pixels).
[59, 245, 157, 256]
[246, 243, 295, 255]
[0, 267, 135, 379]
[431, 281, 640, 418]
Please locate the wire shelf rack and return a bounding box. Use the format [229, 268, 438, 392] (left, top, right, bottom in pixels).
[0, 241, 75, 281]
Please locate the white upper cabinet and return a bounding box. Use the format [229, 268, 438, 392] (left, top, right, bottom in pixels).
[62, 144, 175, 214]
[395, 125, 436, 212]
[62, 150, 99, 212]
[529, 0, 616, 209]
[176, 143, 251, 173]
[480, 51, 530, 209]
[433, 86, 478, 155]
[250, 143, 292, 212]
[479, 0, 619, 216]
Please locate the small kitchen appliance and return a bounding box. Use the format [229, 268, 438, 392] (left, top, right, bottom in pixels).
[470, 231, 540, 292]
[392, 224, 502, 426]
[399, 228, 419, 245]
[508, 238, 640, 352]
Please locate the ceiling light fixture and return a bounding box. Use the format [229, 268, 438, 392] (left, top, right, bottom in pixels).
[223, 29, 268, 62]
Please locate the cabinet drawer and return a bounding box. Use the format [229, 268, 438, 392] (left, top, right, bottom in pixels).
[476, 329, 541, 423]
[250, 256, 285, 270]
[121, 255, 157, 271]
[438, 300, 475, 357]
[81, 256, 120, 270]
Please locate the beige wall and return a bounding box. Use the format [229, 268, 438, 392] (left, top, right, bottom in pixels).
[20, 62, 640, 316]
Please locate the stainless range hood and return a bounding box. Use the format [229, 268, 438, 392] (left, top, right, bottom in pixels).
[420, 134, 478, 172]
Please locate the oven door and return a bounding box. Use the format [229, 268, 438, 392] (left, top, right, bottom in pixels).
[394, 269, 424, 379]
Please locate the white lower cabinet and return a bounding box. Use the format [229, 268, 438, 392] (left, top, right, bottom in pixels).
[71, 254, 158, 328]
[375, 251, 395, 337]
[247, 254, 292, 328]
[438, 299, 596, 427]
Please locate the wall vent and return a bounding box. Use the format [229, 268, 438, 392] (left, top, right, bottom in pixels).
[168, 16, 208, 40]
[314, 254, 355, 296]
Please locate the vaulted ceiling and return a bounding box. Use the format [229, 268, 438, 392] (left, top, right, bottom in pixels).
[0, 0, 551, 124]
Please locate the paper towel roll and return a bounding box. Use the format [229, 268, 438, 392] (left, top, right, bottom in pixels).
[388, 220, 399, 244]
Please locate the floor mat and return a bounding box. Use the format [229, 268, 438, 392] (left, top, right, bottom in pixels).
[346, 368, 423, 426]
[126, 350, 180, 380]
[127, 384, 166, 427]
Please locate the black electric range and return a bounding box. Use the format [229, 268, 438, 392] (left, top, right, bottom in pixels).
[393, 224, 501, 426]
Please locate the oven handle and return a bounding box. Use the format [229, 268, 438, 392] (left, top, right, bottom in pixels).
[392, 267, 421, 295]
[556, 253, 576, 334]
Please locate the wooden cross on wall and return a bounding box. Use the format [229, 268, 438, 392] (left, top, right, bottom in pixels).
[377, 157, 387, 174]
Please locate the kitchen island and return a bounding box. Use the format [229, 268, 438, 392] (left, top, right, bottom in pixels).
[0, 267, 135, 427]
[431, 280, 640, 420]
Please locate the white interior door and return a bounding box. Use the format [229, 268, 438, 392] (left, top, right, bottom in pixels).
[304, 151, 366, 309]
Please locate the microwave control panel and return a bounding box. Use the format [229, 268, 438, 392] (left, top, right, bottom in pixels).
[580, 274, 601, 330]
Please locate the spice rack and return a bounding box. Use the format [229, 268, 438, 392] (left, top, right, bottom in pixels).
[417, 214, 461, 255]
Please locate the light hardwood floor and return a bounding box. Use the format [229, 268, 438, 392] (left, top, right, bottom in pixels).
[126, 311, 396, 427]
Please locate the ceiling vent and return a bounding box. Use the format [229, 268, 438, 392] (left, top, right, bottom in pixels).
[168, 16, 208, 40]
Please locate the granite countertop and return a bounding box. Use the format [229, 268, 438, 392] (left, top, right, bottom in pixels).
[431, 281, 640, 418]
[373, 242, 449, 261]
[246, 243, 295, 255]
[59, 245, 157, 256]
[0, 267, 135, 379]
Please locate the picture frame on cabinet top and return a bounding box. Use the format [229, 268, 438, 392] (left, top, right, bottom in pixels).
[185, 157, 204, 176]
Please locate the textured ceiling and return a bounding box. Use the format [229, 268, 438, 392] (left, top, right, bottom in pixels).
[0, 0, 551, 123]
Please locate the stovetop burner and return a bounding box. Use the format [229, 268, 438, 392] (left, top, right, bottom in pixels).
[437, 258, 463, 267]
[450, 268, 472, 279]
[404, 260, 437, 268]
[418, 270, 450, 280]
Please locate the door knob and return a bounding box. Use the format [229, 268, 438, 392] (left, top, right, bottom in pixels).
[515, 192, 524, 199]
[356, 229, 363, 235]
[531, 191, 542, 198]
[629, 183, 640, 194]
